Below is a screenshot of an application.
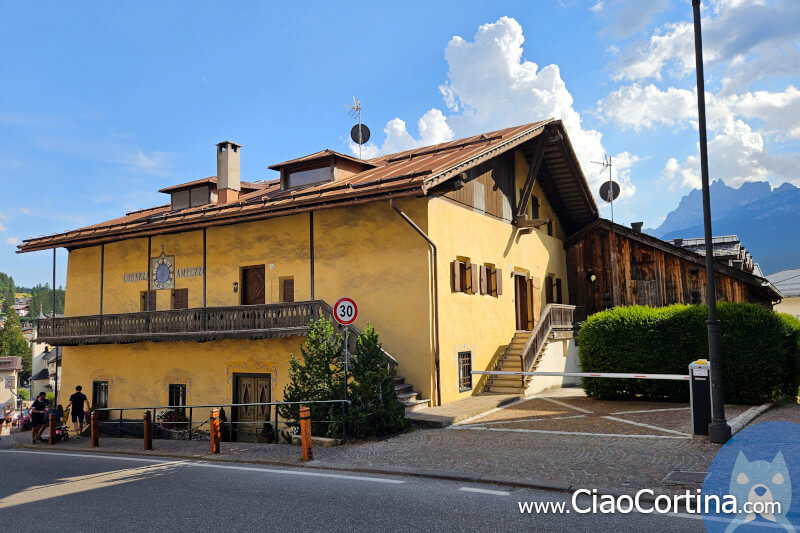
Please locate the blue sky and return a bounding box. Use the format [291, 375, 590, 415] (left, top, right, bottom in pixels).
[2, 1, 799, 287]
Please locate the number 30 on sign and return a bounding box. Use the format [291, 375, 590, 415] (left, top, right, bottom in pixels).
[334, 297, 358, 325]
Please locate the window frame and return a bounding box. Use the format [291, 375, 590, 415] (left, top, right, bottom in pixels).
[168, 383, 187, 415]
[458, 351, 473, 392]
[92, 380, 109, 409]
[283, 163, 333, 189]
[280, 277, 295, 303]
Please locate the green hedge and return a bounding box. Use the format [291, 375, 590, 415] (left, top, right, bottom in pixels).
[577, 303, 800, 404]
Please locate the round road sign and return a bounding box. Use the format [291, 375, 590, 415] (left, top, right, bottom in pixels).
[333, 297, 358, 325]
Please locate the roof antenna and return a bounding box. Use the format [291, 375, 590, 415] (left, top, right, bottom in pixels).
[592, 155, 619, 223]
[345, 96, 370, 159]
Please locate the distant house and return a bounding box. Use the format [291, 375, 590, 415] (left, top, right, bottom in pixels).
[671, 235, 760, 275]
[768, 269, 800, 319]
[565, 219, 781, 313]
[0, 356, 23, 408]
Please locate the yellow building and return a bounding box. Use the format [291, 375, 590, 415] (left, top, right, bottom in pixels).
[18, 120, 598, 422]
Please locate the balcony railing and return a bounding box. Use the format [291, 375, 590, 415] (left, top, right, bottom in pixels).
[37, 301, 333, 346]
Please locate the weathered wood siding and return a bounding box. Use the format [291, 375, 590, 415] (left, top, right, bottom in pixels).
[566, 228, 773, 313]
[445, 152, 515, 221]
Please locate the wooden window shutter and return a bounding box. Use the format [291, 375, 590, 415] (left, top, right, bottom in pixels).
[172, 288, 188, 310]
[526, 278, 535, 330]
[495, 268, 503, 296]
[470, 264, 479, 295]
[555, 278, 563, 304]
[545, 276, 554, 304]
[452, 260, 461, 292]
[141, 290, 156, 311]
[282, 278, 295, 303]
[479, 266, 488, 295]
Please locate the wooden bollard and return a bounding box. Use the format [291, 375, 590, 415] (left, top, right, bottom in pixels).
[143, 411, 153, 451]
[210, 408, 220, 454]
[90, 411, 99, 448]
[299, 406, 312, 461]
[48, 412, 57, 445]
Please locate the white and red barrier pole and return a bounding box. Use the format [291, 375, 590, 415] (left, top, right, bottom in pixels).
[472, 370, 690, 381]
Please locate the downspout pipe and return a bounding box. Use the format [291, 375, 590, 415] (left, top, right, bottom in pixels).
[390, 199, 441, 407]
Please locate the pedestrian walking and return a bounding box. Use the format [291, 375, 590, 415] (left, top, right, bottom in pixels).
[67, 386, 90, 436]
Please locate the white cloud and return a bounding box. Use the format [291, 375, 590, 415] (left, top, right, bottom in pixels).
[599, 84, 696, 130]
[595, 0, 671, 38]
[590, 2, 604, 14]
[18, 207, 32, 216]
[0, 222, 6, 232]
[354, 17, 636, 201]
[5, 237, 20, 245]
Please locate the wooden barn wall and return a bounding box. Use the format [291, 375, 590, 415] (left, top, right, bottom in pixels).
[444, 151, 515, 220]
[566, 229, 772, 313]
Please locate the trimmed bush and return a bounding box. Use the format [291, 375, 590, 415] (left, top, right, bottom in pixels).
[578, 303, 800, 404]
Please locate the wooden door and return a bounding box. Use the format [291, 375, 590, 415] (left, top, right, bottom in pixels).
[234, 373, 271, 442]
[241, 265, 265, 305]
[514, 275, 529, 330]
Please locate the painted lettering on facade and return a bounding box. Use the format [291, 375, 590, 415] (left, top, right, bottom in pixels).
[123, 272, 148, 282]
[176, 267, 204, 278]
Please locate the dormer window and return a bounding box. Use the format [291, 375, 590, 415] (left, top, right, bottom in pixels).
[171, 185, 211, 210]
[286, 164, 333, 189]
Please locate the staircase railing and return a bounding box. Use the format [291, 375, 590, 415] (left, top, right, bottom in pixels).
[519, 304, 577, 388]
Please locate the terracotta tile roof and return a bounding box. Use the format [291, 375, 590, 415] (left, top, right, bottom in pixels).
[17, 119, 594, 252]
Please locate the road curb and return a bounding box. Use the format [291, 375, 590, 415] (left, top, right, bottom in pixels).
[729, 402, 773, 435]
[16, 442, 679, 501]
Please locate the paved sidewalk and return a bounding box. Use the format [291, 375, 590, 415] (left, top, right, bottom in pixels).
[6, 399, 797, 497]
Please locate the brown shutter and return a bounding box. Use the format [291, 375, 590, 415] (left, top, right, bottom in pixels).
[495, 268, 503, 296]
[526, 278, 535, 330]
[470, 264, 479, 295]
[452, 260, 461, 292]
[479, 266, 488, 295]
[555, 278, 563, 304]
[545, 275, 554, 304]
[172, 288, 188, 309]
[282, 278, 295, 303]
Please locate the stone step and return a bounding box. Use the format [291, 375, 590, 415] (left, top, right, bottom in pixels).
[397, 390, 420, 403]
[395, 382, 413, 395]
[394, 375, 405, 385]
[485, 385, 525, 394]
[404, 398, 431, 412]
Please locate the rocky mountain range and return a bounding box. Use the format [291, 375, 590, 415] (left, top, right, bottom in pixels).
[648, 180, 800, 276]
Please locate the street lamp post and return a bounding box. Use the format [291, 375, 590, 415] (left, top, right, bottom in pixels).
[692, 0, 731, 444]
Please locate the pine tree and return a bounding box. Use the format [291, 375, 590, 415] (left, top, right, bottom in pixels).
[347, 325, 407, 439]
[279, 318, 346, 438]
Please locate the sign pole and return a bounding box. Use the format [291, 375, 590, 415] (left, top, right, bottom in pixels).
[343, 326, 349, 444]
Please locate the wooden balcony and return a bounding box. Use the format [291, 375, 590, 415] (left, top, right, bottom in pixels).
[37, 301, 336, 346]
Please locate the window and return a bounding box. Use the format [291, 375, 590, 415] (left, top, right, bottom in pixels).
[546, 275, 563, 304]
[168, 384, 187, 414]
[452, 259, 478, 294]
[281, 277, 295, 303]
[141, 290, 156, 311]
[172, 288, 188, 309]
[531, 195, 540, 219]
[171, 190, 190, 211]
[480, 264, 503, 297]
[92, 381, 109, 409]
[286, 165, 332, 188]
[458, 351, 473, 392]
[189, 186, 210, 207]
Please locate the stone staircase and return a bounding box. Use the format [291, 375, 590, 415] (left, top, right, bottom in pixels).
[484, 330, 542, 395]
[394, 375, 430, 412]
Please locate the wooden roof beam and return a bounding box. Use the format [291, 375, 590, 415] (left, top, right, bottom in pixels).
[514, 137, 544, 221]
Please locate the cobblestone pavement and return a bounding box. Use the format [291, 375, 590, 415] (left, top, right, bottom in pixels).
[5, 397, 797, 496]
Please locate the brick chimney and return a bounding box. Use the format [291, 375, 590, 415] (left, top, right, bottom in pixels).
[216, 141, 241, 204]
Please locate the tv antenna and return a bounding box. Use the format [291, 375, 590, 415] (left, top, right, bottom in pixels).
[345, 96, 370, 159]
[591, 155, 619, 222]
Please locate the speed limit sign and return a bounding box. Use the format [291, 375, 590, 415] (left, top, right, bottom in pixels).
[333, 297, 358, 325]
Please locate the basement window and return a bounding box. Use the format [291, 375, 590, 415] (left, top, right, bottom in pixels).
[92, 381, 109, 409]
[458, 351, 473, 392]
[286, 165, 332, 188]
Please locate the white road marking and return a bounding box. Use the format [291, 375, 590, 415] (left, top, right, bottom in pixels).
[602, 416, 691, 437]
[456, 414, 585, 428]
[451, 426, 689, 438]
[459, 487, 510, 496]
[539, 397, 594, 414]
[452, 397, 532, 426]
[610, 407, 690, 415]
[0, 449, 406, 484]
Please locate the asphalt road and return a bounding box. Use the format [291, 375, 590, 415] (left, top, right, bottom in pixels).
[0, 449, 705, 532]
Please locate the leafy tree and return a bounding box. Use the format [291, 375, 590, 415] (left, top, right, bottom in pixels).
[0, 310, 32, 381]
[0, 272, 14, 314]
[17, 388, 29, 401]
[346, 325, 408, 439]
[29, 283, 65, 317]
[279, 318, 346, 437]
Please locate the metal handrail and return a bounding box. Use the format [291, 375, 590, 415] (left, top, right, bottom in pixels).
[519, 304, 577, 386]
